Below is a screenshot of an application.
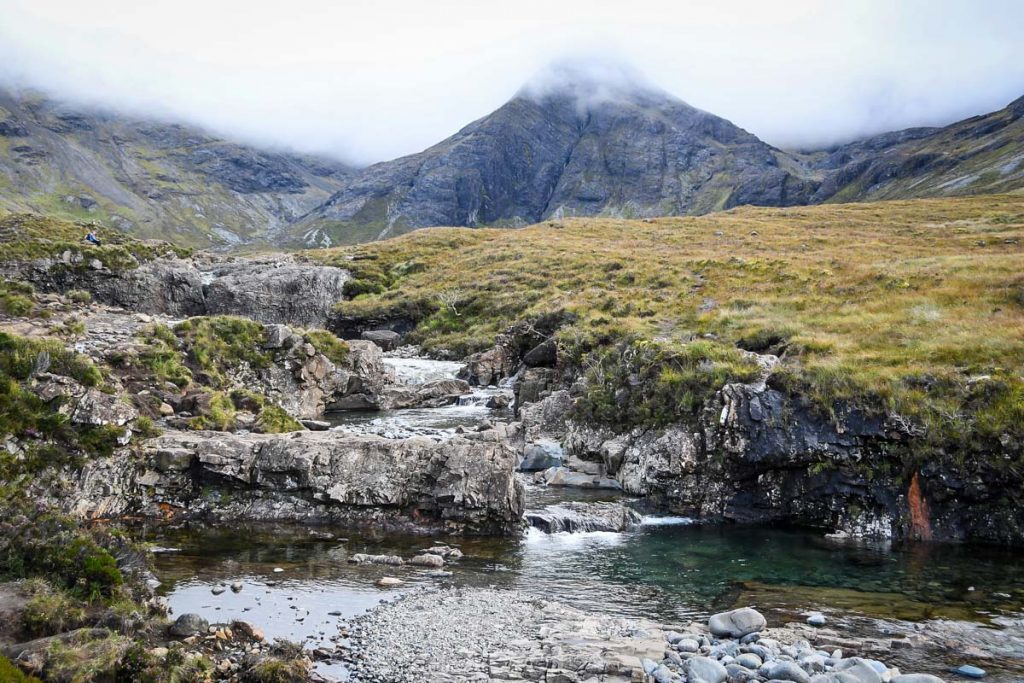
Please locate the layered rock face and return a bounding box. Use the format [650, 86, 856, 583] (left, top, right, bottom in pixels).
[2, 253, 350, 327]
[516, 372, 1024, 544]
[64, 429, 525, 535]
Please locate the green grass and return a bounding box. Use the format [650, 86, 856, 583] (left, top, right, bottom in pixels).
[0, 332, 123, 475]
[308, 195, 1024, 462]
[172, 316, 273, 387]
[303, 328, 349, 365]
[0, 655, 43, 682]
[0, 213, 190, 270]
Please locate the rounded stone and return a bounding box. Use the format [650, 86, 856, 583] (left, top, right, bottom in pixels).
[708, 607, 767, 639]
[169, 613, 209, 637]
[684, 655, 728, 683]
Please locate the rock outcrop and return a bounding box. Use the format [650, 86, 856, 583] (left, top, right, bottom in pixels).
[3, 253, 350, 327]
[512, 349, 1024, 544]
[63, 428, 525, 535]
[202, 259, 350, 327]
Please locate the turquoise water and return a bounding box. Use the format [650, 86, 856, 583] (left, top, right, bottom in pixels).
[150, 520, 1024, 631]
[149, 521, 1024, 680]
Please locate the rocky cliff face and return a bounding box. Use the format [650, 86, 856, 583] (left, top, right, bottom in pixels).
[457, 331, 1024, 545]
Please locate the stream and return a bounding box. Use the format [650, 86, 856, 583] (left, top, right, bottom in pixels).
[149, 358, 1024, 681]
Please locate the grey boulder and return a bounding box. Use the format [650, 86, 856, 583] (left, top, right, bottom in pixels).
[169, 613, 208, 637]
[684, 656, 727, 683]
[708, 607, 767, 638]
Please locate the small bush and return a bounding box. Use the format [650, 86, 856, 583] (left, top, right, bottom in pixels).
[342, 278, 385, 298]
[21, 582, 87, 637]
[255, 404, 302, 434]
[66, 289, 92, 304]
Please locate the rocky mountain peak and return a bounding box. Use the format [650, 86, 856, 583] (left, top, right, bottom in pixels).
[516, 58, 675, 111]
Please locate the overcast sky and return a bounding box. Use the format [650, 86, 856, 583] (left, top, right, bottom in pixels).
[1, 0, 1022, 165]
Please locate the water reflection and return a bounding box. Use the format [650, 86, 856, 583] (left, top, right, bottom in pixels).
[151, 521, 1024, 636]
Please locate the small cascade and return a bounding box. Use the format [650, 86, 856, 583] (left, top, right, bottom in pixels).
[525, 502, 642, 534]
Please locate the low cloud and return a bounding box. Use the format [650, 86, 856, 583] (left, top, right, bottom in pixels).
[0, 0, 1022, 164]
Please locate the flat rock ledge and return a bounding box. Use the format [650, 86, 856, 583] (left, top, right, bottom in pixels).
[66, 429, 525, 535]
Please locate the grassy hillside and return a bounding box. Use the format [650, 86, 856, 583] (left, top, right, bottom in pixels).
[0, 87, 351, 248]
[312, 195, 1024, 458]
[0, 212, 190, 270]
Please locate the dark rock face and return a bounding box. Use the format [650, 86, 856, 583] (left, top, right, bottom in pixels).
[65, 429, 525, 535]
[188, 146, 309, 194]
[557, 368, 1024, 544]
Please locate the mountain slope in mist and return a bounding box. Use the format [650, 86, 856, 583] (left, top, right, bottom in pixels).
[807, 94, 1024, 202]
[2, 72, 1023, 250]
[293, 70, 1024, 247]
[292, 75, 818, 246]
[0, 87, 352, 247]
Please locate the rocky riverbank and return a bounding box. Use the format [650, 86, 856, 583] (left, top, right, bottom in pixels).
[342, 588, 955, 682]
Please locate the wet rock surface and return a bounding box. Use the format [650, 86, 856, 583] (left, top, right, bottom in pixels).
[525, 501, 642, 533]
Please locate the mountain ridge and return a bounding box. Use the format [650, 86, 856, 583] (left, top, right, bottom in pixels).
[1, 75, 1023, 248]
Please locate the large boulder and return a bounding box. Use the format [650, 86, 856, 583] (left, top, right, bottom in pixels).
[203, 260, 349, 327]
[460, 344, 515, 386]
[169, 613, 209, 637]
[375, 378, 471, 410]
[707, 607, 766, 638]
[360, 329, 401, 351]
[69, 389, 138, 427]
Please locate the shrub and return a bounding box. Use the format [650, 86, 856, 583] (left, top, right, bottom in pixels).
[0, 504, 125, 602]
[255, 404, 302, 434]
[342, 278, 385, 298]
[66, 289, 92, 305]
[21, 581, 87, 637]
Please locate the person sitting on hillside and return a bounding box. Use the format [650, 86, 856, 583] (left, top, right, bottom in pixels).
[85, 229, 101, 246]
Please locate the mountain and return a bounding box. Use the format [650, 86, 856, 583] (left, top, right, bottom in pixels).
[294, 69, 1024, 247]
[806, 94, 1024, 202]
[292, 71, 818, 246]
[0, 87, 353, 247]
[3, 70, 1024, 249]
